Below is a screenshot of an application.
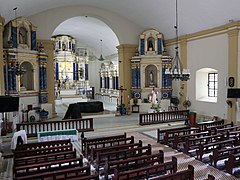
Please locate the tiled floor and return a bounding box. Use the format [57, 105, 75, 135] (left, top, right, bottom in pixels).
[0, 98, 239, 179]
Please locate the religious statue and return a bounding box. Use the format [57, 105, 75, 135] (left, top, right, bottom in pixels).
[151, 87, 158, 105]
[149, 70, 154, 86]
[148, 38, 154, 51]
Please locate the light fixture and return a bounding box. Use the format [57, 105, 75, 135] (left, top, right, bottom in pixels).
[165, 0, 190, 81]
[98, 39, 105, 61]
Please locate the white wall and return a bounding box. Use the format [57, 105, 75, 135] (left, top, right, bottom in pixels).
[188, 34, 228, 118]
[28, 6, 142, 45]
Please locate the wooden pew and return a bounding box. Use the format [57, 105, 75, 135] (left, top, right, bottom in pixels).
[163, 127, 200, 146]
[104, 150, 164, 179]
[157, 126, 190, 144]
[112, 156, 177, 180]
[206, 121, 233, 133]
[14, 149, 77, 166]
[196, 138, 237, 161]
[205, 174, 215, 180]
[85, 136, 134, 158]
[150, 165, 194, 180]
[14, 143, 73, 158]
[95, 144, 152, 170]
[214, 125, 240, 135]
[14, 157, 83, 178]
[172, 130, 210, 150]
[225, 152, 240, 174]
[196, 119, 224, 131]
[209, 145, 240, 167]
[14, 139, 71, 151]
[82, 133, 127, 154]
[90, 140, 142, 162]
[183, 133, 225, 154]
[14, 165, 92, 180]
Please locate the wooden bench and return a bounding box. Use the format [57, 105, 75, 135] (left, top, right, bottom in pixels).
[205, 174, 215, 180]
[225, 152, 240, 174]
[214, 125, 240, 135]
[157, 126, 190, 144]
[112, 156, 177, 180]
[82, 133, 127, 154]
[14, 143, 73, 158]
[14, 164, 92, 180]
[104, 150, 164, 179]
[197, 119, 224, 131]
[14, 139, 71, 152]
[85, 136, 134, 158]
[90, 140, 142, 162]
[150, 164, 194, 180]
[14, 157, 83, 178]
[183, 133, 225, 154]
[172, 130, 210, 150]
[163, 127, 200, 146]
[206, 121, 233, 133]
[16, 118, 94, 138]
[209, 145, 240, 167]
[14, 149, 77, 166]
[196, 138, 237, 161]
[139, 110, 189, 125]
[96, 144, 152, 170]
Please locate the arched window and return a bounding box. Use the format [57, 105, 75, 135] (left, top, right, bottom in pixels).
[196, 68, 218, 102]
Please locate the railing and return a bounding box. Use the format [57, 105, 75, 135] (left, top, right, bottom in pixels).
[196, 119, 224, 131]
[16, 118, 94, 137]
[139, 110, 189, 125]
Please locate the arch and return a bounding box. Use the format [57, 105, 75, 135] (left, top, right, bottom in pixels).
[29, 6, 141, 44]
[145, 65, 157, 87]
[20, 61, 34, 91]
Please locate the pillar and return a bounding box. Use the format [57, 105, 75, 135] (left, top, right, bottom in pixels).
[227, 29, 239, 123]
[0, 16, 5, 95]
[179, 36, 188, 110]
[38, 40, 56, 117]
[117, 44, 137, 108]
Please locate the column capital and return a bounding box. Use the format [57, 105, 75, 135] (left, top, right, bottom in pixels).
[0, 16, 5, 26]
[227, 28, 239, 37]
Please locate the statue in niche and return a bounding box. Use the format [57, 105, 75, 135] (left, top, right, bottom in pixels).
[19, 27, 27, 44]
[149, 70, 154, 86]
[147, 37, 154, 51]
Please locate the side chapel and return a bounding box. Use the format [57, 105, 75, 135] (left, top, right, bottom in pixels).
[131, 29, 173, 112]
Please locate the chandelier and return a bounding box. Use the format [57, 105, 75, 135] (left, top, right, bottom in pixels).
[98, 39, 105, 61]
[165, 0, 190, 81]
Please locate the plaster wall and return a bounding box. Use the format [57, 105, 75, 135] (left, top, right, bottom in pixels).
[188, 34, 228, 118]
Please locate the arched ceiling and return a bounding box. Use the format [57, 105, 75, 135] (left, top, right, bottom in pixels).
[1, 0, 240, 56]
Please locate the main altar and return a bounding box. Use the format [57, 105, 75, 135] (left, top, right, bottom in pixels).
[130, 29, 172, 112]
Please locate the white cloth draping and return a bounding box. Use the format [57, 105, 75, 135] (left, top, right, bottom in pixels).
[11, 130, 27, 150]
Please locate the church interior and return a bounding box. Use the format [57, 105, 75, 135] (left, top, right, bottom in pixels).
[1, 0, 240, 179]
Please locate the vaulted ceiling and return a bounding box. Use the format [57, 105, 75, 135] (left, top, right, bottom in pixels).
[1, 0, 240, 56]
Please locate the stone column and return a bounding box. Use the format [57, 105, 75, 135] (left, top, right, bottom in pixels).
[227, 29, 239, 123]
[179, 36, 188, 110]
[117, 44, 137, 108]
[38, 40, 56, 117]
[0, 16, 5, 95]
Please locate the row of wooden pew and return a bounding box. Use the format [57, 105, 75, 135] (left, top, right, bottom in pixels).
[13, 139, 99, 180]
[81, 132, 215, 180]
[158, 119, 240, 176]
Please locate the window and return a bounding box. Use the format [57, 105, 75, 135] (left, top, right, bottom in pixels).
[208, 73, 218, 97]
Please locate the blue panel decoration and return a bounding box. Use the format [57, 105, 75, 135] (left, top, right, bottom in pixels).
[8, 71, 13, 90]
[137, 68, 141, 88]
[43, 67, 47, 89]
[12, 72, 16, 90]
[112, 77, 115, 89]
[12, 27, 17, 48]
[140, 39, 145, 55]
[69, 42, 71, 50]
[31, 31, 37, 50]
[76, 63, 79, 80]
[132, 68, 137, 87]
[39, 94, 48, 103]
[58, 41, 61, 49]
[56, 62, 59, 80]
[116, 76, 119, 89]
[85, 64, 88, 80]
[100, 77, 102, 88]
[72, 44, 75, 52]
[73, 63, 76, 80]
[106, 77, 109, 89]
[39, 66, 43, 90]
[4, 65, 7, 90]
[157, 38, 163, 55]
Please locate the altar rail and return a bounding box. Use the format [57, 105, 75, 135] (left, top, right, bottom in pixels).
[139, 110, 189, 125]
[16, 118, 94, 137]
